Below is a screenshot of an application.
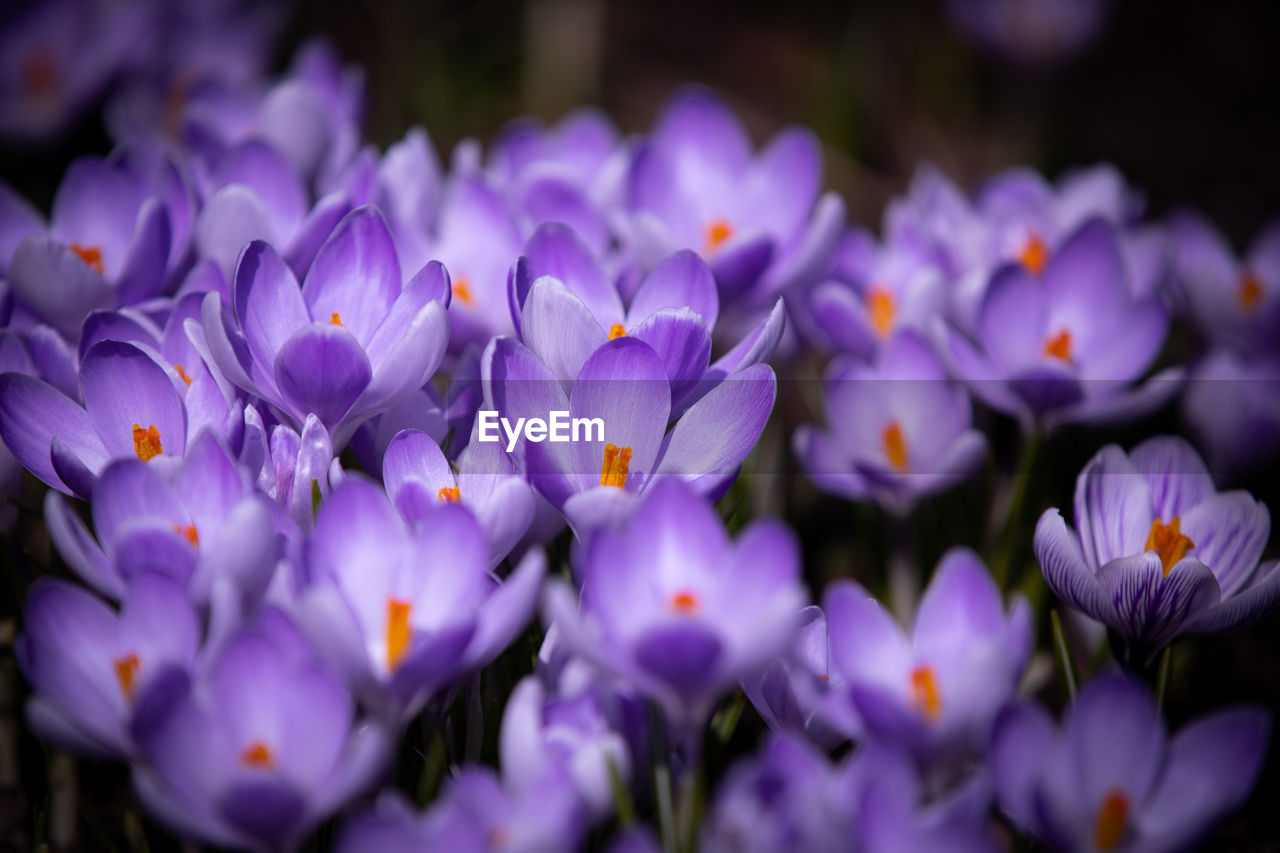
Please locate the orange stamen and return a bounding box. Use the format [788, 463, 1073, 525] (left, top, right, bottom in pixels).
[704, 219, 734, 252]
[21, 47, 59, 99]
[882, 421, 909, 472]
[909, 665, 942, 721]
[866, 286, 896, 338]
[599, 443, 632, 488]
[329, 312, 343, 326]
[1144, 517, 1194, 576]
[670, 590, 699, 614]
[1093, 790, 1130, 851]
[240, 741, 274, 768]
[171, 523, 199, 547]
[608, 323, 626, 340]
[132, 424, 163, 461]
[174, 364, 192, 386]
[70, 243, 104, 275]
[386, 598, 411, 671]
[1043, 329, 1072, 362]
[452, 277, 474, 306]
[113, 653, 140, 701]
[1018, 233, 1048, 275]
[1239, 271, 1263, 313]
[438, 485, 461, 503]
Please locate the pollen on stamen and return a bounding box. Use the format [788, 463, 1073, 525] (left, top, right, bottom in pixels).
[174, 363, 192, 386]
[1043, 329, 1072, 362]
[882, 421, 909, 472]
[386, 598, 412, 672]
[599, 443, 632, 488]
[329, 312, 343, 326]
[70, 243, 105, 275]
[909, 665, 942, 721]
[1093, 789, 1130, 851]
[171, 523, 199, 548]
[438, 485, 461, 503]
[1018, 233, 1048, 275]
[113, 653, 140, 701]
[1239, 271, 1263, 313]
[608, 323, 626, 340]
[1144, 516, 1194, 576]
[132, 424, 163, 461]
[704, 218, 734, 252]
[452, 278, 474, 306]
[240, 741, 274, 769]
[866, 286, 896, 337]
[670, 590, 699, 614]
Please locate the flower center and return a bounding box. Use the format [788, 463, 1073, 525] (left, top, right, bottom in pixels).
[240, 741, 274, 769]
[600, 443, 632, 488]
[1093, 789, 1130, 851]
[113, 653, 140, 701]
[452, 277, 474, 306]
[608, 323, 626, 340]
[1043, 328, 1072, 362]
[174, 363, 192, 386]
[1018, 233, 1048, 275]
[1239, 270, 1263, 313]
[21, 46, 59, 99]
[132, 424, 163, 461]
[438, 485, 461, 503]
[670, 590, 699, 614]
[866, 286, 896, 337]
[70, 243, 104, 275]
[329, 312, 343, 326]
[386, 598, 411, 671]
[1144, 516, 1194, 576]
[909, 665, 942, 721]
[882, 421, 909, 472]
[704, 218, 734, 252]
[171, 523, 199, 547]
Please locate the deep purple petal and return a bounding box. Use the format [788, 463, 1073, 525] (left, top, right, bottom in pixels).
[302, 206, 401, 346]
[628, 308, 712, 403]
[978, 264, 1046, 371]
[1097, 553, 1220, 652]
[1033, 510, 1114, 623]
[115, 199, 172, 305]
[627, 249, 718, 330]
[232, 240, 309, 371]
[80, 339, 186, 460]
[274, 324, 372, 430]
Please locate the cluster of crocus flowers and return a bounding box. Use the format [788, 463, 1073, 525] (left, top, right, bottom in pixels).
[0, 11, 1278, 851]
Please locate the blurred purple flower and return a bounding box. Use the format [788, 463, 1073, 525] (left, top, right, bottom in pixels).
[991, 673, 1269, 853]
[201, 205, 449, 448]
[383, 427, 535, 568]
[544, 478, 806, 736]
[1181, 349, 1280, 481]
[294, 477, 545, 720]
[824, 549, 1032, 768]
[1034, 436, 1280, 665]
[133, 608, 390, 850]
[944, 218, 1181, 429]
[945, 0, 1111, 67]
[17, 572, 197, 757]
[795, 330, 986, 514]
[238, 404, 334, 531]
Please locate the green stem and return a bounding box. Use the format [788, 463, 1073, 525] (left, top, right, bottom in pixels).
[649, 704, 677, 853]
[993, 427, 1043, 591]
[713, 692, 746, 744]
[606, 755, 636, 827]
[1155, 645, 1174, 712]
[1050, 609, 1078, 701]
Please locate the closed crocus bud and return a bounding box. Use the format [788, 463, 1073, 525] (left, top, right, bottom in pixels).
[991, 674, 1269, 853]
[1035, 435, 1279, 667]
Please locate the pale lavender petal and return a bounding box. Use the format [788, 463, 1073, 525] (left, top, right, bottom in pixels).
[0, 373, 106, 493]
[1128, 436, 1215, 520]
[302, 206, 400, 346]
[232, 240, 309, 371]
[274, 324, 372, 430]
[8, 235, 113, 337]
[520, 276, 607, 381]
[627, 249, 718, 330]
[1033, 510, 1114, 624]
[80, 340, 186, 460]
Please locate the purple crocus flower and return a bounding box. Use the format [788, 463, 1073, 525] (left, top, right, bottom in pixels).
[543, 478, 807, 737]
[824, 548, 1032, 768]
[1167, 211, 1280, 354]
[0, 338, 222, 498]
[991, 673, 1269, 853]
[383, 428, 534, 568]
[238, 404, 334, 531]
[201, 205, 449, 448]
[132, 607, 390, 850]
[17, 572, 198, 757]
[944, 0, 1111, 67]
[625, 87, 845, 312]
[483, 335, 775, 533]
[1034, 436, 1280, 665]
[795, 330, 986, 514]
[42, 430, 278, 606]
[944, 218, 1181, 429]
[1181, 349, 1280, 481]
[7, 156, 172, 337]
[294, 477, 545, 720]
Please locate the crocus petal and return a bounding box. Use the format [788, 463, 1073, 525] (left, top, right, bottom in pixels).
[196, 185, 275, 281]
[1033, 510, 1115, 624]
[978, 264, 1046, 371]
[115, 199, 172, 305]
[274, 324, 372, 431]
[383, 429, 454, 507]
[80, 339, 186, 460]
[1188, 561, 1280, 634]
[302, 206, 401, 346]
[808, 282, 878, 359]
[651, 87, 751, 182]
[709, 235, 774, 301]
[1097, 553, 1220, 653]
[705, 297, 787, 379]
[1128, 435, 1216, 520]
[912, 548, 1005, 650]
[740, 127, 821, 238]
[0, 373, 106, 492]
[8, 235, 113, 337]
[824, 581, 911, 685]
[517, 222, 622, 330]
[1179, 492, 1270, 597]
[233, 240, 310, 371]
[990, 702, 1055, 829]
[628, 307, 712, 404]
[43, 490, 122, 598]
[466, 549, 547, 666]
[520, 276, 607, 382]
[1063, 674, 1164, 810]
[634, 622, 723, 702]
[1072, 445, 1153, 570]
[627, 249, 718, 331]
[211, 141, 306, 240]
